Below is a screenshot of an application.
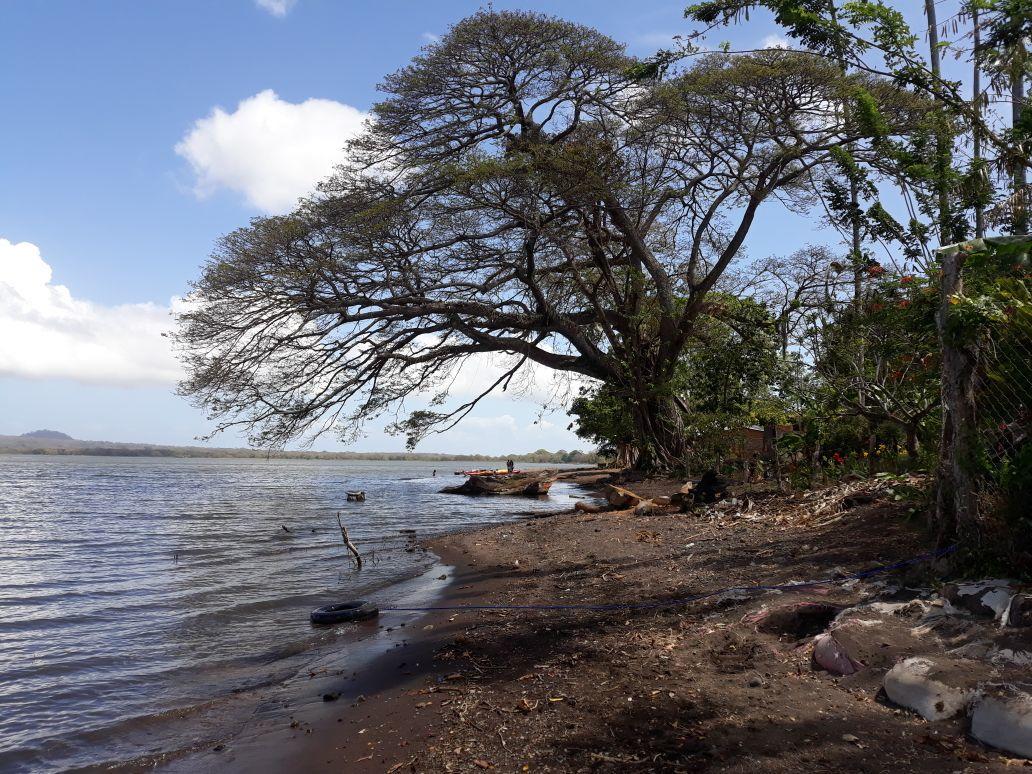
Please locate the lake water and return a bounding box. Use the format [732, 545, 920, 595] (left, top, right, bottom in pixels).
[0, 455, 586, 772]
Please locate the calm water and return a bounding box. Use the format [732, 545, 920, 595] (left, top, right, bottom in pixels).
[0, 455, 584, 772]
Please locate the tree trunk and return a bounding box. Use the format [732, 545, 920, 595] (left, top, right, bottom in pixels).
[630, 393, 687, 472]
[763, 421, 784, 491]
[925, 0, 953, 244]
[1013, 40, 1028, 235]
[935, 246, 980, 544]
[905, 425, 919, 459]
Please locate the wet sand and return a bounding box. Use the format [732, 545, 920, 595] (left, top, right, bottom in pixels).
[158, 543, 512, 773]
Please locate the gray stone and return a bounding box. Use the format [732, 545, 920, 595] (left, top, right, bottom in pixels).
[883, 657, 981, 721]
[970, 685, 1032, 759]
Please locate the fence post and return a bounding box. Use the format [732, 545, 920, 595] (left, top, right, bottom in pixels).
[935, 244, 979, 545]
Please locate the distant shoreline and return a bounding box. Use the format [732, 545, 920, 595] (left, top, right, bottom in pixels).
[0, 434, 598, 464]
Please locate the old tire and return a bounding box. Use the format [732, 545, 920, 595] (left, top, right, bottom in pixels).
[310, 600, 379, 625]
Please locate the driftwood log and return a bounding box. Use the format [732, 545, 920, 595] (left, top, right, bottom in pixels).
[336, 512, 363, 569]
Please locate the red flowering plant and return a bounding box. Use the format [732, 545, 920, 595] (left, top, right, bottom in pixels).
[813, 264, 940, 462]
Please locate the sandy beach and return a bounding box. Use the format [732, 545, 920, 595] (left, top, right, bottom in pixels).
[164, 472, 1025, 773]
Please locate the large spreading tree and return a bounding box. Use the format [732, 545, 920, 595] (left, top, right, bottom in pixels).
[177, 10, 920, 469]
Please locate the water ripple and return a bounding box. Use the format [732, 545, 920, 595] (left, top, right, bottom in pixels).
[0, 455, 581, 772]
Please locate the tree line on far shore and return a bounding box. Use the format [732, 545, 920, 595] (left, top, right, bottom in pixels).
[0, 436, 597, 464]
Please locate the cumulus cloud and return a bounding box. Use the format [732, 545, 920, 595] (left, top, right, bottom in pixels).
[0, 239, 182, 386]
[175, 89, 367, 214]
[762, 34, 791, 49]
[255, 0, 296, 17]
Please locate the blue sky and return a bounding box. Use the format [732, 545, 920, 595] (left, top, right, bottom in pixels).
[0, 1, 954, 453]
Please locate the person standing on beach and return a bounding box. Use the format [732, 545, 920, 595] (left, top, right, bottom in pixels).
[506, 459, 514, 474]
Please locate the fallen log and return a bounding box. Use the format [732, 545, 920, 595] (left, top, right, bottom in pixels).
[604, 484, 644, 509]
[441, 471, 555, 497]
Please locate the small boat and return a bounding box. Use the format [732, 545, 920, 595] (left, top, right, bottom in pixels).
[346, 490, 366, 501]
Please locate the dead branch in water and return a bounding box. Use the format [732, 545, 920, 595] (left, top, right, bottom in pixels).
[336, 512, 363, 569]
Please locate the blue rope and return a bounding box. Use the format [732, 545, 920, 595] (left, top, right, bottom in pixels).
[380, 544, 957, 613]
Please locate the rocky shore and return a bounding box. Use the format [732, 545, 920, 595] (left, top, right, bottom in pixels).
[192, 473, 1030, 772]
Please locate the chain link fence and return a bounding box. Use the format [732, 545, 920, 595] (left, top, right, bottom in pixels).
[936, 236, 1032, 561]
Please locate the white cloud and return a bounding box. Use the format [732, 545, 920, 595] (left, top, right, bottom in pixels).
[762, 34, 791, 49]
[255, 0, 296, 17]
[421, 32, 441, 44]
[175, 89, 367, 214]
[0, 239, 181, 386]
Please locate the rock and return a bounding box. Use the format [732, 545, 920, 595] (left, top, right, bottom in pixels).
[882, 657, 981, 721]
[941, 580, 1014, 621]
[1006, 593, 1032, 628]
[970, 684, 1032, 759]
[841, 734, 860, 744]
[605, 484, 643, 509]
[574, 501, 604, 514]
[812, 631, 863, 675]
[747, 675, 764, 688]
[652, 495, 672, 507]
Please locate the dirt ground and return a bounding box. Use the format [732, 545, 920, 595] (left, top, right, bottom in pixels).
[254, 474, 1028, 772]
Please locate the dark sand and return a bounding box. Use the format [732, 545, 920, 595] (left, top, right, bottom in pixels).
[172, 474, 1019, 772]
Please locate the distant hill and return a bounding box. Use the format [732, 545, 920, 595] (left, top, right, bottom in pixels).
[21, 430, 74, 440]
[0, 433, 597, 464]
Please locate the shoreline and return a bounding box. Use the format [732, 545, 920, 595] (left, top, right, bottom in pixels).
[145, 472, 610, 773]
[159, 473, 1024, 771]
[154, 532, 529, 773]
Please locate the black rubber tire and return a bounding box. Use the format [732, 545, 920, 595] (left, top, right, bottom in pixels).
[310, 600, 379, 625]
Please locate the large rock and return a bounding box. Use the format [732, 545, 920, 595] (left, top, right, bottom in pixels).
[883, 657, 983, 721]
[970, 684, 1032, 759]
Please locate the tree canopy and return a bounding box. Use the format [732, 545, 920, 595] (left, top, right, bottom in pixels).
[177, 10, 922, 468]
